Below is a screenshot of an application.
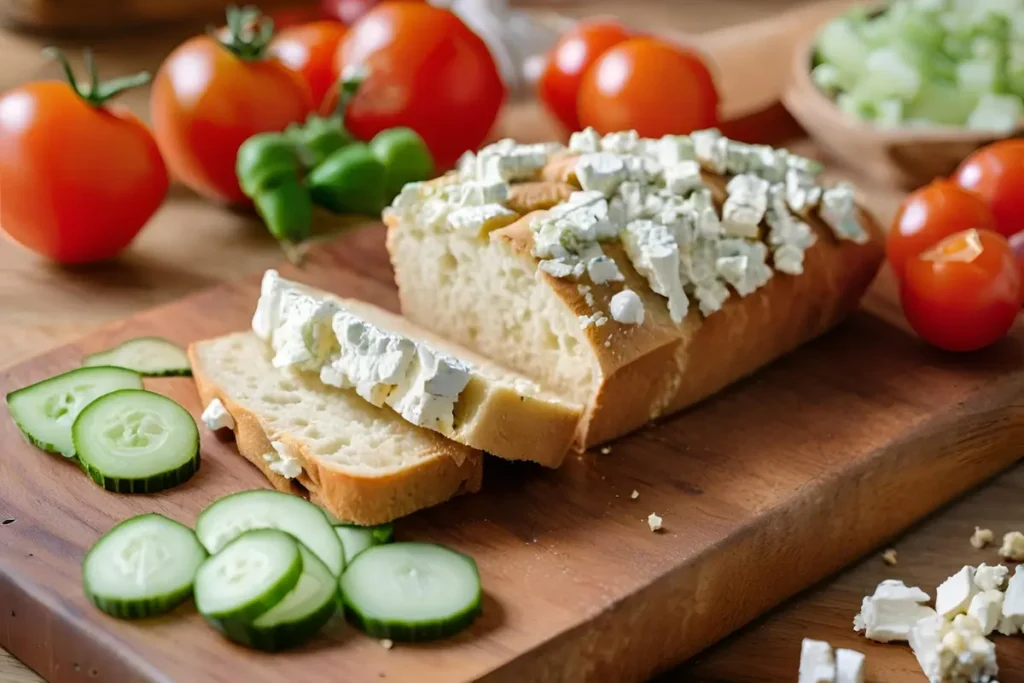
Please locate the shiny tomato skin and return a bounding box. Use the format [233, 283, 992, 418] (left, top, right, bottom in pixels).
[901, 229, 1020, 352]
[887, 179, 997, 280]
[270, 21, 348, 111]
[538, 19, 632, 132]
[334, 2, 505, 169]
[954, 140, 1024, 239]
[577, 36, 719, 138]
[151, 36, 314, 204]
[0, 82, 168, 264]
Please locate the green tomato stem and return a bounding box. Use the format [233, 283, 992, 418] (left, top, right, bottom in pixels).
[44, 47, 152, 107]
[216, 4, 275, 61]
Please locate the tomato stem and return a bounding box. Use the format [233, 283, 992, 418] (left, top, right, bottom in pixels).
[333, 66, 367, 119]
[43, 47, 151, 107]
[216, 5, 275, 61]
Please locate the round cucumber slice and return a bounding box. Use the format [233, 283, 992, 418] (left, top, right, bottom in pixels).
[340, 543, 481, 641]
[82, 337, 192, 377]
[194, 529, 303, 622]
[334, 522, 393, 563]
[5, 366, 143, 457]
[72, 389, 199, 494]
[211, 545, 338, 651]
[82, 513, 207, 619]
[195, 490, 344, 576]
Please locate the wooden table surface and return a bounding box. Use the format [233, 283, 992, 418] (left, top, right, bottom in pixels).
[1, 1, 1022, 681]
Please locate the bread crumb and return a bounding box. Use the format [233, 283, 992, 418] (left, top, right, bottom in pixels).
[647, 513, 662, 532]
[999, 531, 1024, 561]
[631, 490, 639, 500]
[600, 446, 612, 454]
[882, 548, 898, 566]
[971, 527, 995, 550]
[380, 639, 394, 650]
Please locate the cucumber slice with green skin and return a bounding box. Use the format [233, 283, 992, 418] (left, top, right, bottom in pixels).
[210, 545, 338, 651]
[340, 543, 481, 641]
[334, 523, 393, 563]
[195, 489, 345, 576]
[5, 366, 143, 457]
[82, 513, 207, 619]
[194, 529, 303, 622]
[82, 337, 192, 377]
[72, 389, 200, 494]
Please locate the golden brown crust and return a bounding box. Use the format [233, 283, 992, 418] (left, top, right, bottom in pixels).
[507, 181, 576, 214]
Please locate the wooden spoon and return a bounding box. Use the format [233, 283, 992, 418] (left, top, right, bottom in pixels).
[782, 10, 1020, 189]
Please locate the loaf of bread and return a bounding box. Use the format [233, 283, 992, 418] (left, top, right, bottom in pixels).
[189, 331, 482, 525]
[385, 128, 885, 449]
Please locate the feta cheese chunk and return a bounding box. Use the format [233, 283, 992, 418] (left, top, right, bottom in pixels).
[385, 345, 471, 434]
[686, 188, 724, 238]
[270, 290, 338, 373]
[853, 579, 936, 643]
[819, 184, 869, 244]
[968, 590, 1004, 635]
[531, 191, 622, 258]
[1002, 565, 1024, 632]
[451, 179, 510, 207]
[601, 129, 640, 155]
[970, 527, 995, 550]
[937, 566, 980, 619]
[973, 564, 1008, 592]
[538, 259, 577, 279]
[609, 289, 645, 325]
[201, 398, 234, 432]
[835, 648, 866, 683]
[622, 220, 689, 323]
[587, 254, 625, 284]
[722, 174, 770, 238]
[798, 639, 835, 683]
[265, 440, 303, 479]
[252, 269, 287, 341]
[691, 128, 727, 173]
[568, 127, 601, 154]
[578, 312, 608, 329]
[647, 513, 663, 532]
[785, 167, 823, 213]
[321, 313, 416, 406]
[999, 530, 1024, 561]
[664, 160, 704, 196]
[577, 152, 628, 197]
[447, 203, 518, 236]
[654, 135, 695, 167]
[909, 614, 998, 683]
[474, 138, 553, 182]
[716, 238, 773, 296]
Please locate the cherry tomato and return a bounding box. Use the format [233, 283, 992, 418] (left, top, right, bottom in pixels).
[151, 8, 313, 204]
[267, 6, 328, 31]
[270, 21, 348, 110]
[321, 0, 424, 25]
[1010, 231, 1024, 288]
[887, 179, 997, 280]
[333, 3, 505, 169]
[901, 229, 1020, 352]
[538, 19, 632, 132]
[0, 52, 168, 264]
[954, 140, 1024, 239]
[577, 37, 719, 138]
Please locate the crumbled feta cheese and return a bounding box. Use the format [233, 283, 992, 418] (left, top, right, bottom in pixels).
[578, 312, 608, 329]
[447, 203, 518, 236]
[577, 284, 595, 307]
[321, 313, 416, 406]
[968, 590, 1004, 635]
[385, 345, 471, 434]
[630, 490, 639, 499]
[909, 614, 998, 683]
[971, 527, 995, 550]
[390, 181, 427, 210]
[819, 184, 869, 244]
[686, 189, 723, 238]
[270, 290, 338, 373]
[664, 160, 704, 196]
[999, 531, 1024, 561]
[974, 564, 1008, 592]
[569, 127, 602, 154]
[647, 513, 663, 532]
[853, 579, 936, 643]
[201, 398, 234, 432]
[785, 168, 823, 213]
[766, 184, 816, 275]
[722, 174, 770, 238]
[538, 258, 578, 279]
[773, 244, 807, 276]
[252, 270, 286, 341]
[654, 135, 695, 167]
[1002, 565, 1024, 632]
[609, 289, 645, 325]
[266, 440, 303, 479]
[882, 549, 898, 566]
[448, 180, 510, 208]
[798, 639, 835, 683]
[937, 566, 980, 619]
[694, 279, 731, 317]
[617, 181, 649, 221]
[751, 145, 789, 183]
[601, 130, 640, 155]
[716, 238, 773, 296]
[587, 254, 625, 284]
[835, 648, 865, 683]
[788, 154, 824, 177]
[473, 139, 553, 182]
[531, 191, 622, 258]
[996, 614, 1019, 636]
[577, 152, 628, 197]
[691, 128, 727, 173]
[622, 220, 689, 323]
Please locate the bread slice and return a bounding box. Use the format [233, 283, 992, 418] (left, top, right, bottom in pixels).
[189, 331, 482, 525]
[385, 134, 886, 450]
[254, 271, 582, 468]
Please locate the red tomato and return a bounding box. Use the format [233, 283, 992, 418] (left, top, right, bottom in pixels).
[0, 70, 168, 264]
[954, 140, 1024, 239]
[1010, 231, 1024, 287]
[321, 0, 425, 25]
[268, 6, 328, 31]
[151, 11, 314, 204]
[577, 37, 719, 138]
[538, 19, 632, 132]
[270, 21, 348, 110]
[334, 3, 505, 169]
[887, 179, 997, 280]
[901, 229, 1020, 352]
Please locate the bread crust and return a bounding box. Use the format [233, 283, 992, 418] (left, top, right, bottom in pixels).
[189, 341, 483, 525]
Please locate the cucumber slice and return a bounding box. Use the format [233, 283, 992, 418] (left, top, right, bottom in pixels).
[211, 545, 338, 651]
[195, 528, 303, 622]
[5, 366, 143, 457]
[195, 490, 345, 576]
[334, 522, 394, 563]
[72, 390, 199, 494]
[340, 543, 481, 641]
[82, 513, 207, 619]
[82, 337, 191, 377]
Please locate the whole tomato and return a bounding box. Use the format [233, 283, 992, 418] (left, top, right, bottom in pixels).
[887, 179, 997, 280]
[270, 21, 348, 111]
[954, 140, 1024, 239]
[901, 229, 1020, 352]
[538, 19, 632, 132]
[333, 2, 505, 169]
[321, 0, 424, 25]
[0, 51, 168, 264]
[151, 7, 313, 204]
[577, 36, 719, 138]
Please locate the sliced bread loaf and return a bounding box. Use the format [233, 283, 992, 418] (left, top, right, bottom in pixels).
[252, 270, 582, 468]
[189, 331, 482, 525]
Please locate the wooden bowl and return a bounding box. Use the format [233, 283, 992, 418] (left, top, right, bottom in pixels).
[782, 20, 1020, 189]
